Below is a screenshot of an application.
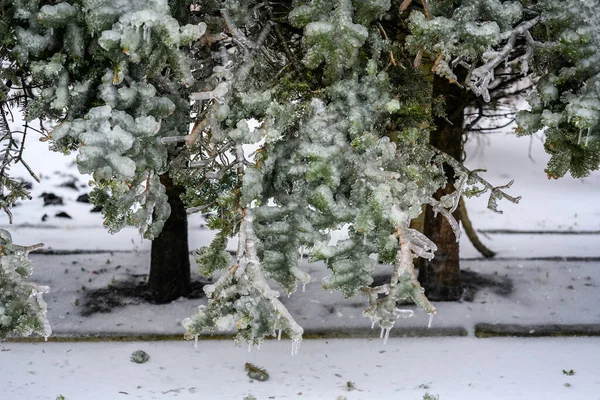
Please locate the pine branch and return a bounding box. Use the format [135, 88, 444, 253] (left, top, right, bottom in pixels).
[361, 223, 437, 343]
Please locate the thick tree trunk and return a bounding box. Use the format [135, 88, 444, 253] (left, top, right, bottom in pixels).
[418, 74, 467, 301]
[147, 173, 191, 303]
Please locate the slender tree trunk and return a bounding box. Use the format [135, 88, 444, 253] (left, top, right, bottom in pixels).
[418, 74, 467, 301]
[147, 173, 191, 303]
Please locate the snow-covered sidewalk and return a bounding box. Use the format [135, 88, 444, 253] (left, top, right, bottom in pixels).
[4, 252, 595, 340]
[3, 337, 599, 400]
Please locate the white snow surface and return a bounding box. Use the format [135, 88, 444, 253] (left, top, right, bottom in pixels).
[463, 132, 600, 232]
[2, 337, 599, 400]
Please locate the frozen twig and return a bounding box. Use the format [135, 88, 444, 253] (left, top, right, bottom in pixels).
[430, 146, 521, 213]
[468, 17, 540, 101]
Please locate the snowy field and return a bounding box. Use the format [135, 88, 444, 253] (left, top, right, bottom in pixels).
[1, 121, 600, 399]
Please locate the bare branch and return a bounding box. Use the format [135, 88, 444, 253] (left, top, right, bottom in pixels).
[468, 17, 541, 101]
[430, 146, 522, 213]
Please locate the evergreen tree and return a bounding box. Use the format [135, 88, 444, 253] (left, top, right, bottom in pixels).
[0, 0, 598, 348]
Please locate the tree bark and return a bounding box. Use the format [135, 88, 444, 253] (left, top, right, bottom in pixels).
[147, 173, 191, 303]
[418, 74, 467, 301]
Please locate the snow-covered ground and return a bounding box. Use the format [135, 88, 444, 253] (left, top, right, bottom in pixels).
[24, 253, 600, 337]
[464, 132, 600, 232]
[3, 337, 600, 400]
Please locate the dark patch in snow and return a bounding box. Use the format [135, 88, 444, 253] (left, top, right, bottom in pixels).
[370, 269, 512, 303]
[59, 179, 79, 191]
[80, 278, 209, 316]
[76, 193, 90, 203]
[55, 211, 72, 219]
[40, 192, 63, 206]
[461, 269, 513, 301]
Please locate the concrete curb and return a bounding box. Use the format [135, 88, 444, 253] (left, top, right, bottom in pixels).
[475, 324, 600, 338]
[6, 327, 468, 343]
[8, 325, 600, 342]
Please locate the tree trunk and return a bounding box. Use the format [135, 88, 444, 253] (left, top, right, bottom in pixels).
[147, 173, 191, 303]
[418, 74, 467, 301]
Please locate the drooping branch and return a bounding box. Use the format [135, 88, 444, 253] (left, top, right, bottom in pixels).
[362, 221, 437, 343]
[182, 147, 305, 353]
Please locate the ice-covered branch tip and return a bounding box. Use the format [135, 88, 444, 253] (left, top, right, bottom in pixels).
[468, 17, 541, 102]
[0, 230, 51, 340]
[161, 118, 208, 146]
[431, 147, 521, 214]
[182, 209, 304, 354]
[362, 223, 436, 344]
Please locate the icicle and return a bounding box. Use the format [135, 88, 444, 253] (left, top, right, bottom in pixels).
[371, 321, 375, 329]
[302, 282, 306, 293]
[363, 233, 367, 246]
[287, 293, 291, 299]
[291, 338, 302, 356]
[428, 313, 435, 328]
[194, 335, 198, 349]
[383, 327, 391, 345]
[586, 127, 590, 146]
[143, 25, 151, 42]
[380, 327, 384, 339]
[277, 329, 282, 341]
[578, 129, 583, 145]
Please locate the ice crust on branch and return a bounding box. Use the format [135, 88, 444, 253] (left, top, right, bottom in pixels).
[407, 0, 600, 178]
[183, 209, 304, 352]
[0, 230, 50, 340]
[362, 224, 436, 336]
